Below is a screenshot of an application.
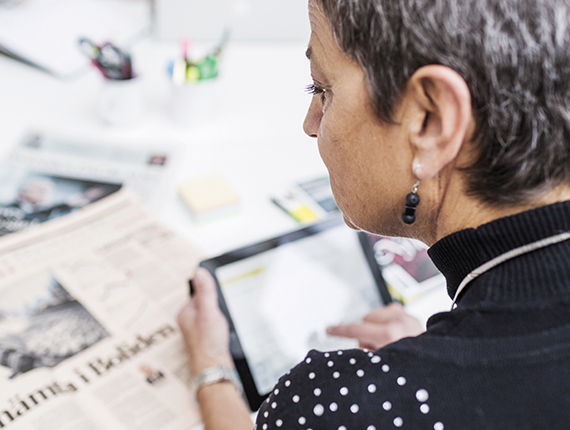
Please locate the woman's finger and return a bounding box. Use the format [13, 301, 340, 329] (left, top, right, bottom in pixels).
[192, 267, 221, 314]
[327, 321, 400, 347]
[362, 303, 407, 323]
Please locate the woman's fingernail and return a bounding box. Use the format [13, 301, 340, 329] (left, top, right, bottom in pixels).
[194, 268, 207, 283]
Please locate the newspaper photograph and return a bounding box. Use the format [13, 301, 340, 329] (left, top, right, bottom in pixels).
[0, 272, 110, 379]
[0, 170, 121, 237]
[0, 132, 173, 237]
[0, 189, 203, 430]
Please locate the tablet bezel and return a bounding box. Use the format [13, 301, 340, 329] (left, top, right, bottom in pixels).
[199, 216, 392, 411]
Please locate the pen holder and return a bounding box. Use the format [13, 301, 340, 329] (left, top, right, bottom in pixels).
[98, 76, 144, 126]
[170, 79, 220, 127]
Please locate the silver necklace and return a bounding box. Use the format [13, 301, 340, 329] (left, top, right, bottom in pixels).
[451, 231, 570, 309]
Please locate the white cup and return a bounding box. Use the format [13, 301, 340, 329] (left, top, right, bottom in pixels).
[98, 76, 144, 126]
[170, 79, 220, 127]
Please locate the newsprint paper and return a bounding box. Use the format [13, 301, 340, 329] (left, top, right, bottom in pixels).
[0, 189, 204, 430]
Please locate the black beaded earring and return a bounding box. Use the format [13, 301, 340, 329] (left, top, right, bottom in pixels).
[401, 180, 420, 225]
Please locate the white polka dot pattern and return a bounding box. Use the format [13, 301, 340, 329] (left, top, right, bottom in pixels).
[254, 349, 445, 430]
[416, 389, 429, 402]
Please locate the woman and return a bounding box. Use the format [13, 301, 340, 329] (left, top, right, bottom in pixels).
[177, 0, 570, 428]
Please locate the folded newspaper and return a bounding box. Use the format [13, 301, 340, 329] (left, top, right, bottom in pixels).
[0, 189, 204, 430]
[0, 132, 171, 237]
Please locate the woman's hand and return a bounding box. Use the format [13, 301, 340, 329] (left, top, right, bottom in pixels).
[177, 268, 254, 430]
[176, 267, 234, 375]
[326, 302, 425, 350]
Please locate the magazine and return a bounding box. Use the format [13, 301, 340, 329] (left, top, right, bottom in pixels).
[363, 234, 445, 304]
[0, 190, 204, 430]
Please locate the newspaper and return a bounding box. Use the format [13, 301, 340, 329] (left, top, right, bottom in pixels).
[0, 189, 204, 430]
[0, 132, 172, 237]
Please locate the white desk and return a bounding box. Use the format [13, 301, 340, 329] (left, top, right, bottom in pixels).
[0, 38, 328, 256]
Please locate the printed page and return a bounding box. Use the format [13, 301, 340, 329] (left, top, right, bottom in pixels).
[363, 235, 445, 304]
[0, 190, 203, 429]
[0, 132, 174, 237]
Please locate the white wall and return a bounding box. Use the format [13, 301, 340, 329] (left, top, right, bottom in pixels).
[154, 0, 310, 42]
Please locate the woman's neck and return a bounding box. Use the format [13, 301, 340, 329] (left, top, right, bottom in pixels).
[429, 182, 570, 247]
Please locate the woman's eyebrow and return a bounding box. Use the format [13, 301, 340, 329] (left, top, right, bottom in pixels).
[305, 45, 313, 60]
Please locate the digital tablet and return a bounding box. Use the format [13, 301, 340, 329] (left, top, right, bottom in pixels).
[200, 216, 392, 411]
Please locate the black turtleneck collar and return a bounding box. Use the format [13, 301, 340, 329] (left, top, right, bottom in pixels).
[427, 200, 570, 307]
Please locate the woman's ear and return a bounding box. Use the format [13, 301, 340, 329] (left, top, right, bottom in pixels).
[404, 65, 473, 179]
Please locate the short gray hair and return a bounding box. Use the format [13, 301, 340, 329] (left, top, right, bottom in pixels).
[318, 0, 570, 204]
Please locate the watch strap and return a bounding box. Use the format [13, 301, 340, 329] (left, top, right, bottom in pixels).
[193, 366, 243, 394]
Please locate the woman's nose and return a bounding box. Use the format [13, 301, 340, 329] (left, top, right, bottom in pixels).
[303, 97, 321, 138]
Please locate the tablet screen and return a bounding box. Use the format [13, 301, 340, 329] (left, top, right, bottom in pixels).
[204, 218, 389, 404]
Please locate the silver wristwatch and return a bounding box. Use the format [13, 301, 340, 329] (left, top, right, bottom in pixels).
[193, 366, 243, 393]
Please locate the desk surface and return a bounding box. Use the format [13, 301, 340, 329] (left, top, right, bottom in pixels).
[0, 36, 450, 429]
[0, 38, 327, 257]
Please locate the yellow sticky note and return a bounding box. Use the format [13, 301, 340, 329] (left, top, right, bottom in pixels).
[289, 205, 319, 223]
[178, 174, 240, 221]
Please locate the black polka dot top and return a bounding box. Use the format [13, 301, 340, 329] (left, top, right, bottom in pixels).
[256, 348, 445, 430]
[255, 201, 570, 429]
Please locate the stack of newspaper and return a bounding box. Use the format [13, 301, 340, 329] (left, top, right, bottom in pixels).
[0, 134, 204, 430]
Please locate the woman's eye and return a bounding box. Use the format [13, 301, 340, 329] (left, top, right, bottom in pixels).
[306, 83, 328, 103]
